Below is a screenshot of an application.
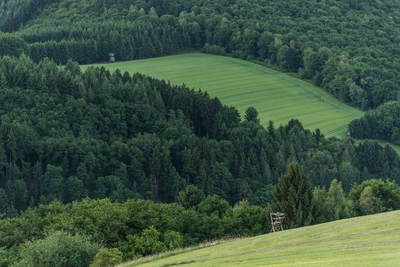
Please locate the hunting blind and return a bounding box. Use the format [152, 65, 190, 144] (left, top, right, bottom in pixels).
[270, 212, 285, 232]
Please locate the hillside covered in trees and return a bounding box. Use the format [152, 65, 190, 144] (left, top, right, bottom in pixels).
[1, 54, 400, 266]
[2, 0, 400, 266]
[2, 0, 400, 110]
[2, 54, 399, 216]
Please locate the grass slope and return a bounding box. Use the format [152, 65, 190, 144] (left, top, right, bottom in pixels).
[121, 211, 400, 267]
[83, 53, 364, 137]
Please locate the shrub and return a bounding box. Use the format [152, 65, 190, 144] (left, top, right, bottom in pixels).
[11, 231, 100, 267]
[89, 248, 123, 267]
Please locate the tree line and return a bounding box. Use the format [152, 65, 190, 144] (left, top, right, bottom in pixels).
[349, 101, 400, 145]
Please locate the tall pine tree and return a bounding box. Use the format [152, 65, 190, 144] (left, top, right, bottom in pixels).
[273, 161, 314, 229]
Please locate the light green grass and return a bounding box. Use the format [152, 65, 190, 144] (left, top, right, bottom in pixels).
[119, 211, 400, 267]
[82, 53, 364, 137]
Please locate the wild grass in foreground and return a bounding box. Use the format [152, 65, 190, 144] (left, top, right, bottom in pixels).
[83, 53, 364, 137]
[115, 236, 246, 267]
[118, 210, 400, 267]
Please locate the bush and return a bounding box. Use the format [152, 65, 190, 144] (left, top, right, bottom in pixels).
[349, 179, 400, 215]
[89, 248, 123, 267]
[11, 231, 100, 267]
[359, 186, 383, 215]
[201, 43, 226, 55]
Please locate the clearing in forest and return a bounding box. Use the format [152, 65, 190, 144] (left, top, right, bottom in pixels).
[84, 53, 364, 137]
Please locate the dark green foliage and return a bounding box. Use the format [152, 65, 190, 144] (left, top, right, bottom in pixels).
[1, 1, 400, 263]
[348, 179, 400, 216]
[24, 20, 190, 64]
[0, 181, 399, 264]
[250, 184, 275, 208]
[39, 165, 64, 202]
[127, 226, 166, 258]
[244, 106, 260, 123]
[312, 179, 353, 224]
[178, 185, 205, 210]
[2, 0, 400, 110]
[0, 198, 270, 263]
[355, 141, 399, 179]
[0, 0, 60, 32]
[197, 194, 230, 218]
[273, 162, 314, 228]
[11, 231, 100, 267]
[349, 101, 400, 144]
[163, 230, 183, 250]
[0, 55, 398, 220]
[0, 246, 16, 267]
[0, 33, 30, 58]
[230, 201, 269, 236]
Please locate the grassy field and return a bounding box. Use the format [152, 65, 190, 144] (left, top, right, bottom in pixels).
[119, 211, 400, 267]
[82, 53, 364, 138]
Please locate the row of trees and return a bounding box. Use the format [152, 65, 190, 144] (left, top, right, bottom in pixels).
[26, 19, 192, 64]
[1, 195, 270, 266]
[2, 0, 400, 109]
[275, 162, 400, 228]
[348, 101, 400, 144]
[1, 55, 400, 219]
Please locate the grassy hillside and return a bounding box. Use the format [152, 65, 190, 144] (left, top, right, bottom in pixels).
[121, 210, 400, 267]
[84, 53, 364, 137]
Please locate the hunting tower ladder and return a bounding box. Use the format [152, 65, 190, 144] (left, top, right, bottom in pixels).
[270, 212, 285, 233]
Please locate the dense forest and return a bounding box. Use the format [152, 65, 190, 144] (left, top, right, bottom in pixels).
[1, 55, 400, 266]
[1, 54, 400, 216]
[2, 0, 400, 266]
[2, 54, 399, 215]
[2, 0, 400, 110]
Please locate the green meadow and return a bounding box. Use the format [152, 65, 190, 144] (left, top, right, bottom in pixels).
[119, 211, 400, 267]
[83, 53, 364, 137]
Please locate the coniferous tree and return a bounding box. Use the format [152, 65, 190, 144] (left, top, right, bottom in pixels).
[273, 161, 314, 228]
[244, 106, 260, 123]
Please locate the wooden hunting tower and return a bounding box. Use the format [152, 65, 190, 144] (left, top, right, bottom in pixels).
[270, 212, 285, 233]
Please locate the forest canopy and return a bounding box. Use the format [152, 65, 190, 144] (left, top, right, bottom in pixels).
[2, 0, 400, 110]
[1, 54, 399, 219]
